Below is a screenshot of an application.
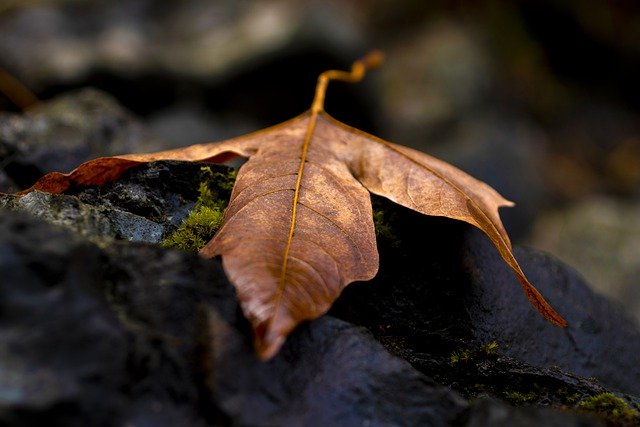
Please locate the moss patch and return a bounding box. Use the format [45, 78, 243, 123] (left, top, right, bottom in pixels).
[161, 166, 235, 252]
[371, 196, 400, 247]
[480, 340, 499, 356]
[449, 341, 499, 366]
[577, 392, 640, 425]
[557, 387, 581, 405]
[504, 390, 539, 405]
[449, 349, 473, 366]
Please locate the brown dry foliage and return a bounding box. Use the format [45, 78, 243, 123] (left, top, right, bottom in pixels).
[15, 52, 566, 359]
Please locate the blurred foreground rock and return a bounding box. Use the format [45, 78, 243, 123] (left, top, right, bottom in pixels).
[0, 210, 470, 426]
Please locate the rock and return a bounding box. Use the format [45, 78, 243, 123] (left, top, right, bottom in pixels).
[0, 160, 234, 244]
[331, 198, 640, 403]
[0, 209, 470, 426]
[0, 190, 164, 243]
[0, 213, 125, 425]
[528, 197, 640, 323]
[209, 310, 467, 427]
[3, 158, 639, 425]
[377, 20, 492, 145]
[462, 227, 640, 397]
[0, 1, 364, 85]
[0, 88, 164, 192]
[1, 2, 639, 424]
[1, 128, 638, 426]
[0, 210, 225, 426]
[460, 398, 603, 427]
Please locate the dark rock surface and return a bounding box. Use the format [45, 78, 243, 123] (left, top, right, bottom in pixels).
[0, 210, 469, 427]
[2, 158, 640, 426]
[0, 211, 222, 426]
[210, 312, 467, 427]
[463, 230, 640, 397]
[330, 199, 640, 404]
[0, 160, 234, 244]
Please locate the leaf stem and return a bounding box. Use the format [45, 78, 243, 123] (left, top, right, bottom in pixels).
[311, 50, 384, 114]
[262, 52, 385, 358]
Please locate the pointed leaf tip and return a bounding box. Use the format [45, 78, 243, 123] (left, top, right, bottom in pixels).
[517, 276, 568, 327]
[254, 323, 287, 361]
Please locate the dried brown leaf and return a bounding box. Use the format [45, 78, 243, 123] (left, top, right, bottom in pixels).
[12, 51, 566, 359]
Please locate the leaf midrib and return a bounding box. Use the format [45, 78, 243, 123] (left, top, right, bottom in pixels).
[272, 111, 319, 322]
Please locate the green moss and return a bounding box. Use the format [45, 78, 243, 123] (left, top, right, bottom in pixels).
[161, 166, 235, 252]
[577, 392, 640, 423]
[557, 387, 581, 405]
[217, 168, 237, 192]
[481, 340, 499, 356]
[371, 197, 401, 247]
[373, 209, 394, 238]
[449, 349, 473, 366]
[504, 390, 539, 405]
[161, 206, 224, 252]
[449, 341, 499, 366]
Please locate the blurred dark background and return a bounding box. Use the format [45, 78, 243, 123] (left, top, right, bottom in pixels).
[1, 0, 639, 319]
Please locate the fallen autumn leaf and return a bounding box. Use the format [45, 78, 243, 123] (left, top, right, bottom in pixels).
[13, 51, 566, 359]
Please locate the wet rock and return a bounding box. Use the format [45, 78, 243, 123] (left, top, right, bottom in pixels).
[0, 88, 164, 192]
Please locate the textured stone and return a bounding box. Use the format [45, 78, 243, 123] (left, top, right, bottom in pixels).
[331, 198, 640, 402]
[209, 312, 467, 427]
[0, 209, 471, 426]
[0, 190, 164, 243]
[0, 161, 234, 245]
[0, 88, 163, 192]
[0, 211, 129, 426]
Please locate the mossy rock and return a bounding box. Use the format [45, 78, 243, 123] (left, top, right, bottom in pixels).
[162, 166, 236, 252]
